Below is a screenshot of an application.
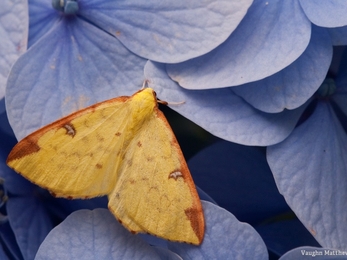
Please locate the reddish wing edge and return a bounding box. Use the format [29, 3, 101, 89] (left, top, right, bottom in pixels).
[154, 107, 205, 244]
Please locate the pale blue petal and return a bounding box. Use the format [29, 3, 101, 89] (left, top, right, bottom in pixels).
[145, 61, 305, 146]
[233, 26, 332, 113]
[138, 234, 168, 250]
[0, 0, 28, 105]
[151, 247, 181, 260]
[267, 102, 347, 249]
[280, 246, 347, 260]
[28, 0, 61, 47]
[6, 18, 146, 140]
[169, 201, 268, 259]
[35, 209, 170, 260]
[78, 0, 253, 63]
[299, 0, 347, 28]
[167, 0, 311, 89]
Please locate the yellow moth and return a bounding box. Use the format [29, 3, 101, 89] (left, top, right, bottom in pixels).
[7, 88, 205, 245]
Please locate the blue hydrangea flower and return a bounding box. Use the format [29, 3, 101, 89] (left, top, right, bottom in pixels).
[145, 48, 347, 251]
[6, 0, 251, 140]
[3, 0, 347, 258]
[267, 65, 347, 249]
[145, 0, 347, 154]
[0, 0, 28, 111]
[34, 202, 268, 259]
[165, 1, 347, 94]
[143, 3, 347, 250]
[162, 1, 347, 127]
[145, 60, 305, 146]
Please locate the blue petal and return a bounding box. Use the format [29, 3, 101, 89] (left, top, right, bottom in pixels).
[28, 0, 62, 47]
[0, 222, 23, 260]
[145, 61, 305, 146]
[188, 140, 289, 224]
[267, 102, 347, 249]
[166, 0, 311, 89]
[6, 17, 146, 140]
[168, 201, 268, 259]
[151, 247, 181, 259]
[0, 244, 9, 260]
[196, 186, 217, 205]
[0, 110, 15, 137]
[280, 246, 347, 260]
[332, 55, 347, 115]
[48, 197, 108, 220]
[35, 209, 172, 259]
[0, 167, 34, 196]
[7, 197, 54, 260]
[299, 0, 347, 28]
[0, 0, 28, 104]
[138, 234, 168, 249]
[328, 26, 347, 46]
[257, 219, 320, 257]
[233, 26, 332, 113]
[0, 127, 34, 196]
[78, 0, 253, 63]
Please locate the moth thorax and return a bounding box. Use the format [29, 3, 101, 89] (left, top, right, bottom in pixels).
[130, 89, 156, 129]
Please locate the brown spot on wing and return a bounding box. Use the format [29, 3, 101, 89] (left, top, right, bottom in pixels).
[96, 163, 103, 169]
[146, 156, 154, 162]
[137, 141, 142, 147]
[149, 185, 159, 192]
[115, 132, 121, 136]
[168, 170, 183, 180]
[96, 134, 104, 142]
[71, 151, 81, 157]
[63, 123, 76, 137]
[126, 159, 133, 166]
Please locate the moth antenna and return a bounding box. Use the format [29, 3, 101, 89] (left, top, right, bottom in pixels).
[144, 79, 185, 106]
[141, 80, 150, 89]
[158, 100, 185, 106]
